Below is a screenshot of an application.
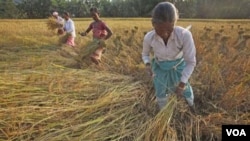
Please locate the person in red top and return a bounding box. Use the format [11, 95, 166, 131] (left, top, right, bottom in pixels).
[80, 7, 113, 64]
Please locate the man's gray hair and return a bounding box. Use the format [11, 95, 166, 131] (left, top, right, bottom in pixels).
[152, 2, 179, 24]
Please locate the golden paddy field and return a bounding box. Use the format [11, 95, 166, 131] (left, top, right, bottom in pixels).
[0, 18, 249, 141]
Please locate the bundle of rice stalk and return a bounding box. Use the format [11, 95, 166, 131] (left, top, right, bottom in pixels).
[46, 16, 63, 31]
[79, 39, 106, 60]
[170, 99, 201, 141]
[136, 95, 178, 141]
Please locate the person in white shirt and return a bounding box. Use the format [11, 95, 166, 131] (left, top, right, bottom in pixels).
[62, 12, 76, 47]
[142, 2, 196, 111]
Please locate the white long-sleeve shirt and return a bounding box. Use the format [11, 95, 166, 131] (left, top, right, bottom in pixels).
[63, 18, 76, 37]
[142, 26, 196, 83]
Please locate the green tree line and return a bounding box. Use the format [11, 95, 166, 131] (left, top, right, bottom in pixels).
[0, 0, 249, 19]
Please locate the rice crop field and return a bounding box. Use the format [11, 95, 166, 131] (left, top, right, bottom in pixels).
[0, 18, 249, 141]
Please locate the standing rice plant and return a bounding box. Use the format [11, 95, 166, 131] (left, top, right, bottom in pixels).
[113, 35, 123, 55]
[220, 83, 248, 111]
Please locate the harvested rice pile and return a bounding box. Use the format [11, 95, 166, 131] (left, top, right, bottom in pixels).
[0, 68, 160, 140]
[1, 66, 201, 141]
[79, 39, 106, 59]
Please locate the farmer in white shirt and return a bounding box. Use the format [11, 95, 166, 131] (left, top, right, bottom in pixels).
[142, 2, 196, 111]
[62, 12, 76, 47]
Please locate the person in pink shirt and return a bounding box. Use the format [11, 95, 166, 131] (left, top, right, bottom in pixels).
[80, 7, 113, 65]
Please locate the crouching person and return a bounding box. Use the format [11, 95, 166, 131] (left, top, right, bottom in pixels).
[142, 2, 196, 111]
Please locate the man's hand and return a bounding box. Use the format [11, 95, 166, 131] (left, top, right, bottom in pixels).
[145, 64, 153, 77]
[80, 32, 87, 36]
[175, 86, 184, 97]
[175, 82, 186, 97]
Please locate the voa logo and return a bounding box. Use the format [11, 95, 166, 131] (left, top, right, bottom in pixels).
[226, 129, 246, 136]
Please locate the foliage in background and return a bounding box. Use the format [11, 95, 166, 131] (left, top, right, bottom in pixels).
[196, 0, 250, 18]
[0, 0, 21, 18]
[0, 0, 250, 19]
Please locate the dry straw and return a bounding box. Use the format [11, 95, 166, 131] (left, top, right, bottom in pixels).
[0, 69, 154, 141]
[137, 95, 178, 141]
[80, 39, 106, 60]
[46, 16, 63, 31]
